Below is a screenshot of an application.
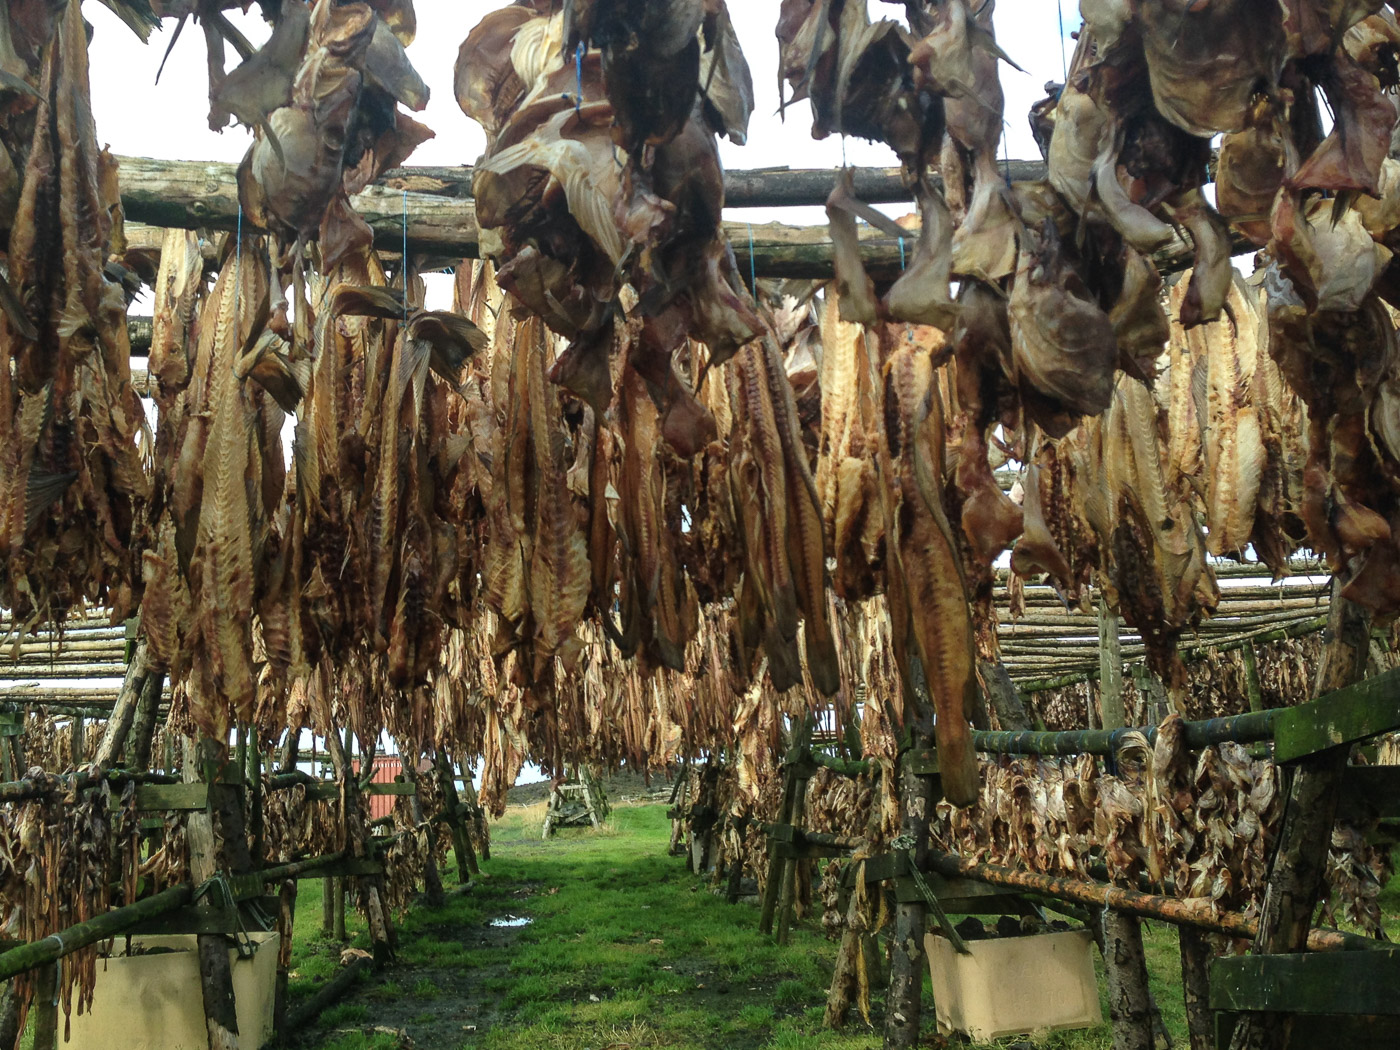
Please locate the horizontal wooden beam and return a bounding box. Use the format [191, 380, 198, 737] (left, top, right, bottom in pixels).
[926, 849, 1376, 952]
[1273, 667, 1400, 762]
[1210, 950, 1400, 1015]
[113, 155, 1209, 280]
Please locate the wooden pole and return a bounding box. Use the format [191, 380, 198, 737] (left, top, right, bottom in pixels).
[1228, 577, 1371, 1050]
[280, 954, 372, 1034]
[127, 670, 165, 771]
[112, 155, 1215, 279]
[273, 730, 301, 1037]
[0, 980, 22, 1050]
[31, 963, 57, 1050]
[1241, 641, 1265, 713]
[323, 727, 392, 961]
[188, 736, 247, 1050]
[247, 733, 263, 868]
[980, 657, 1032, 732]
[1179, 926, 1215, 1050]
[456, 765, 490, 861]
[435, 750, 477, 881]
[1095, 599, 1154, 1050]
[884, 723, 937, 1050]
[922, 850, 1374, 951]
[93, 639, 147, 766]
[775, 767, 811, 946]
[403, 760, 444, 906]
[761, 717, 812, 936]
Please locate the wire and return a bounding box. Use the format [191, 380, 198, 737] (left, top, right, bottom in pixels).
[402, 190, 409, 320]
[746, 222, 757, 294]
[1057, 0, 1069, 83]
[233, 202, 242, 331]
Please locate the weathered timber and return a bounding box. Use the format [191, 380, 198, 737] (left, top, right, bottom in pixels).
[1241, 642, 1265, 713]
[324, 728, 393, 959]
[1094, 599, 1155, 1050]
[374, 160, 1042, 206]
[113, 155, 1217, 279]
[404, 762, 444, 906]
[135, 781, 209, 810]
[273, 730, 302, 1037]
[92, 634, 145, 767]
[1230, 580, 1371, 1050]
[924, 850, 1381, 952]
[435, 750, 477, 881]
[1211, 949, 1400, 1016]
[282, 953, 373, 1033]
[775, 768, 811, 947]
[971, 709, 1277, 757]
[32, 962, 57, 1050]
[127, 669, 165, 771]
[1095, 909, 1153, 1050]
[190, 737, 247, 1050]
[982, 656, 1033, 732]
[1271, 664, 1400, 761]
[1180, 927, 1216, 1050]
[885, 655, 939, 1050]
[0, 768, 178, 803]
[0, 883, 194, 981]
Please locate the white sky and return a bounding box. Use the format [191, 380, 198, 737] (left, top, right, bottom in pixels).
[86, 0, 1078, 227]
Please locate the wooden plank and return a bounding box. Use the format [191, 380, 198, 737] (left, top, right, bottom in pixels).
[305, 783, 340, 801]
[126, 898, 281, 937]
[1216, 1011, 1400, 1050]
[1210, 950, 1400, 1015]
[135, 782, 208, 811]
[904, 749, 940, 776]
[1273, 668, 1400, 761]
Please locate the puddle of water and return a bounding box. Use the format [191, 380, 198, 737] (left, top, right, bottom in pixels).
[490, 915, 532, 928]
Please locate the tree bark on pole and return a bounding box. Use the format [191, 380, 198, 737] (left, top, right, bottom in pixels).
[1095, 598, 1157, 1050]
[94, 639, 147, 767]
[884, 659, 937, 1050]
[273, 731, 301, 1037]
[127, 670, 165, 772]
[323, 726, 393, 961]
[404, 760, 444, 906]
[1179, 926, 1215, 1050]
[1228, 576, 1370, 1050]
[435, 750, 477, 881]
[188, 736, 247, 1050]
[980, 657, 1032, 732]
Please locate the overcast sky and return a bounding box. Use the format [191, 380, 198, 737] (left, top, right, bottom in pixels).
[86, 0, 1077, 227]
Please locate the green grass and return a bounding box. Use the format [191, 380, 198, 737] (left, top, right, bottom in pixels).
[293, 801, 1391, 1050]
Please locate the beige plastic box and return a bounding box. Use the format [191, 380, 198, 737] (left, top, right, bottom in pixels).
[63, 932, 278, 1050]
[926, 928, 1101, 1041]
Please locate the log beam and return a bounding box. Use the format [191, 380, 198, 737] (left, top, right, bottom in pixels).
[112, 155, 1217, 279]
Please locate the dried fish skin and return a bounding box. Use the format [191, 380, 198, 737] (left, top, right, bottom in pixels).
[1131, 0, 1287, 137]
[815, 288, 885, 601]
[1007, 223, 1117, 432]
[0, 0, 148, 628]
[1167, 275, 1267, 558]
[876, 342, 979, 806]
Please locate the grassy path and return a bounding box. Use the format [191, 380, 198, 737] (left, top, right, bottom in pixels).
[295, 802, 1395, 1050]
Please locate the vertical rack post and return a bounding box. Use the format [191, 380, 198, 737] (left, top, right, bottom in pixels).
[1096, 598, 1155, 1050]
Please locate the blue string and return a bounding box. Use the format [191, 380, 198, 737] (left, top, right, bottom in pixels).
[402, 190, 409, 320]
[898, 236, 906, 270]
[575, 42, 584, 113]
[746, 222, 756, 294]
